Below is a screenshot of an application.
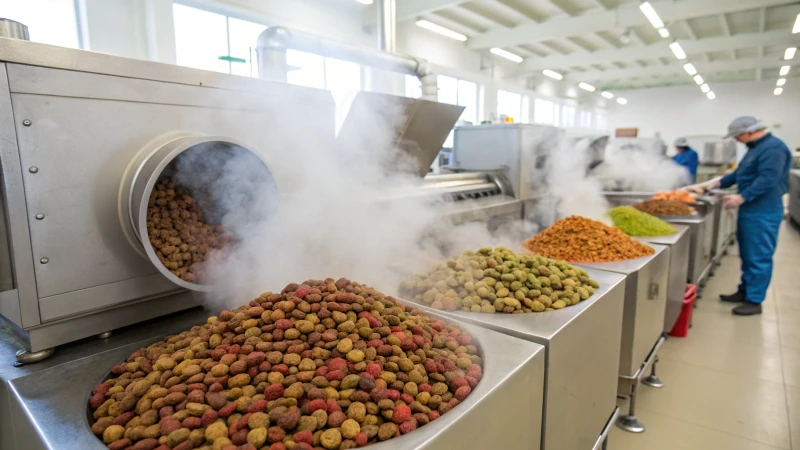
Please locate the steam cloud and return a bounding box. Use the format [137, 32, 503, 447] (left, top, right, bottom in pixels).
[167, 102, 688, 309]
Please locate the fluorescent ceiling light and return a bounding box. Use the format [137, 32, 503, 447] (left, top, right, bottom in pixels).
[706, 91, 715, 99]
[786, 47, 797, 60]
[578, 82, 596, 92]
[415, 20, 467, 42]
[701, 83, 710, 93]
[354, 0, 373, 4]
[777, 78, 787, 86]
[793, 14, 800, 33]
[683, 63, 697, 75]
[780, 66, 791, 76]
[658, 28, 670, 38]
[670, 42, 687, 60]
[639, 2, 665, 29]
[775, 87, 783, 95]
[693, 75, 704, 85]
[617, 97, 627, 105]
[542, 69, 563, 80]
[490, 48, 523, 63]
[601, 91, 614, 99]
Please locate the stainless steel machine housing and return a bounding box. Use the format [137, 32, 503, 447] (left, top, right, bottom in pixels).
[636, 225, 691, 333]
[790, 170, 800, 224]
[604, 192, 714, 289]
[406, 268, 627, 450]
[0, 37, 338, 355]
[0, 306, 546, 450]
[577, 244, 670, 433]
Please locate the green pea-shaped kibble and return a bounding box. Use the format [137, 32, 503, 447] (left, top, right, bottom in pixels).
[485, 278, 497, 287]
[515, 290, 526, 301]
[496, 288, 509, 298]
[552, 300, 567, 309]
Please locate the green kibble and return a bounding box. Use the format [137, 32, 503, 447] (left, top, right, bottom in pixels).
[510, 281, 522, 291]
[609, 205, 677, 237]
[552, 300, 567, 309]
[496, 288, 509, 298]
[485, 278, 497, 287]
[515, 290, 526, 300]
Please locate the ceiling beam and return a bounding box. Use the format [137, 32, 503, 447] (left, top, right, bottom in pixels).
[757, 7, 767, 81]
[467, 0, 797, 49]
[571, 57, 787, 83]
[718, 14, 736, 60]
[511, 30, 799, 73]
[396, 0, 470, 22]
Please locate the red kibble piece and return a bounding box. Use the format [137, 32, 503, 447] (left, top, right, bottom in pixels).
[326, 399, 341, 414]
[400, 394, 414, 405]
[248, 399, 268, 413]
[306, 399, 326, 413]
[272, 364, 289, 376]
[293, 430, 313, 444]
[399, 419, 417, 434]
[325, 370, 345, 382]
[269, 444, 286, 450]
[182, 416, 202, 429]
[218, 402, 237, 418]
[231, 429, 249, 445]
[418, 384, 431, 393]
[275, 319, 293, 330]
[455, 334, 471, 346]
[428, 410, 440, 422]
[293, 444, 313, 450]
[465, 376, 479, 389]
[387, 390, 400, 401]
[452, 378, 469, 390]
[365, 364, 382, 378]
[392, 404, 411, 424]
[355, 432, 368, 447]
[227, 344, 241, 355]
[455, 386, 471, 401]
[294, 288, 308, 299]
[209, 382, 224, 393]
[92, 384, 111, 396]
[328, 358, 348, 372]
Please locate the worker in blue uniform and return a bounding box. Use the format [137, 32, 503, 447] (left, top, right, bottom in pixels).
[686, 117, 791, 315]
[672, 137, 699, 183]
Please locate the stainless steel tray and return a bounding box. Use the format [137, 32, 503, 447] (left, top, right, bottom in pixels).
[1, 304, 546, 450]
[636, 225, 691, 332]
[403, 268, 626, 450]
[576, 244, 669, 379]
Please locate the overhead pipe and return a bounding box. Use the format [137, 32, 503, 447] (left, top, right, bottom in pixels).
[256, 2, 437, 101]
[0, 19, 30, 40]
[376, 0, 396, 53]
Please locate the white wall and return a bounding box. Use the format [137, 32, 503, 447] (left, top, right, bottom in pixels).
[83, 0, 149, 60]
[608, 80, 800, 151]
[395, 21, 482, 74]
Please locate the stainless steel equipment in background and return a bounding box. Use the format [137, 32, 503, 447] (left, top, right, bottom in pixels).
[577, 244, 670, 433]
[789, 170, 800, 224]
[637, 226, 691, 333]
[605, 193, 715, 294]
[701, 139, 737, 166]
[410, 268, 627, 450]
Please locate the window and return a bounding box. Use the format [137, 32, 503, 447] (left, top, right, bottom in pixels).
[561, 104, 576, 128]
[439, 76, 479, 147]
[326, 57, 361, 133]
[521, 97, 530, 124]
[497, 90, 522, 122]
[579, 109, 593, 128]
[595, 110, 608, 131]
[533, 98, 555, 125]
[173, 3, 265, 75]
[0, 0, 80, 48]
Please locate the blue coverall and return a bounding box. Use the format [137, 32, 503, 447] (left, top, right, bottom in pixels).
[719, 133, 791, 304]
[673, 147, 699, 183]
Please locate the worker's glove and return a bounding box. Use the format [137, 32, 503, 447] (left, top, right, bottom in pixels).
[682, 177, 721, 195]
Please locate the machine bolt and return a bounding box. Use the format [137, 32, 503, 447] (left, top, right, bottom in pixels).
[35, 213, 44, 220]
[29, 166, 38, 173]
[22, 119, 31, 126]
[40, 257, 48, 264]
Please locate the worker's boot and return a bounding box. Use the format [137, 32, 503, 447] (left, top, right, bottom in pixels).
[720, 292, 745, 303]
[732, 302, 762, 316]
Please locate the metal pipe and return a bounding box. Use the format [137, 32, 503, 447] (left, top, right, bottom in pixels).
[256, 26, 438, 101]
[0, 19, 30, 40]
[377, 0, 396, 53]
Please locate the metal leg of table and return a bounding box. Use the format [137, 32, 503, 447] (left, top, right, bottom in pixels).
[642, 356, 665, 388]
[14, 348, 55, 366]
[617, 379, 646, 433]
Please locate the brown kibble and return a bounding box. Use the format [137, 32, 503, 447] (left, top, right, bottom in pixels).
[378, 423, 398, 441]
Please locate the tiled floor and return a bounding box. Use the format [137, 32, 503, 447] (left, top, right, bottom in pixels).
[609, 221, 800, 450]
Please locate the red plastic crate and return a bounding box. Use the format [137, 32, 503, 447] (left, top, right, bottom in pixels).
[669, 284, 697, 338]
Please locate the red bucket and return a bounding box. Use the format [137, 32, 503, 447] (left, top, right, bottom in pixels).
[669, 284, 697, 338]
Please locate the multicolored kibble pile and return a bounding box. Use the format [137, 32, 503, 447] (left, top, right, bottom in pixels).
[88, 278, 482, 450]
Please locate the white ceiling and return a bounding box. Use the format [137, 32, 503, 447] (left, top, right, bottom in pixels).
[397, 0, 800, 90]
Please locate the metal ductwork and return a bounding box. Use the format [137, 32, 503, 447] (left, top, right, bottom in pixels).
[0, 19, 30, 40]
[256, 2, 437, 101]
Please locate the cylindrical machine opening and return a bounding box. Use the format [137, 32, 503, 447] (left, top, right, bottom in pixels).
[122, 136, 276, 291]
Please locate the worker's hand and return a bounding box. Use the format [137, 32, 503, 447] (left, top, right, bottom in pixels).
[723, 194, 744, 208]
[682, 184, 707, 194]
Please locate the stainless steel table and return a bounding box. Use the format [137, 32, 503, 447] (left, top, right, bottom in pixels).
[406, 268, 626, 450]
[577, 244, 670, 434]
[0, 305, 546, 450]
[636, 225, 691, 334]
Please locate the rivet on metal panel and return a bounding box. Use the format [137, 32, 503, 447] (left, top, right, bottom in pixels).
[35, 213, 44, 220]
[22, 119, 32, 126]
[40, 257, 49, 264]
[29, 166, 38, 173]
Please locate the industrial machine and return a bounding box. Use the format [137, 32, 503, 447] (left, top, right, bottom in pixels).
[790, 171, 800, 224]
[576, 245, 669, 434]
[637, 225, 691, 333]
[604, 193, 715, 293]
[412, 268, 627, 450]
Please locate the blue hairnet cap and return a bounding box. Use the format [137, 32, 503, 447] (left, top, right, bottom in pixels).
[674, 137, 689, 147]
[725, 116, 765, 138]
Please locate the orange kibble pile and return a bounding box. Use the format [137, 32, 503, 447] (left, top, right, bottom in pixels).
[523, 216, 655, 263]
